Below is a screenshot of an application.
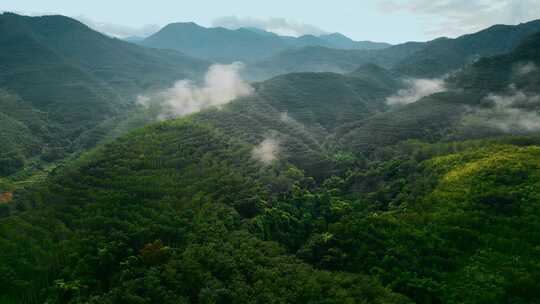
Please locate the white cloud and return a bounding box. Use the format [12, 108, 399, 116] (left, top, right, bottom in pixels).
[480, 88, 540, 131]
[212, 16, 327, 37]
[280, 112, 295, 124]
[515, 62, 538, 76]
[138, 62, 253, 119]
[252, 138, 281, 165]
[379, 0, 540, 38]
[386, 78, 446, 105]
[75, 15, 160, 38]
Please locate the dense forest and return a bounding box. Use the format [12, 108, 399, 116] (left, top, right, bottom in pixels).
[1, 12, 540, 304]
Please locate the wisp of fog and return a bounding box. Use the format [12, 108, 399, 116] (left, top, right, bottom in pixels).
[386, 78, 446, 105]
[137, 62, 253, 119]
[252, 138, 280, 165]
[479, 87, 540, 132]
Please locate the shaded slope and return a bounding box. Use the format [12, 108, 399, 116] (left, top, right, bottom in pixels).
[249, 42, 424, 80]
[0, 13, 209, 178]
[393, 20, 540, 78]
[340, 29, 540, 154]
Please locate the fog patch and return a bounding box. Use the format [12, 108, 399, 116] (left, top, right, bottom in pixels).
[469, 87, 540, 132]
[137, 62, 253, 120]
[252, 138, 280, 165]
[386, 78, 446, 106]
[280, 112, 295, 124]
[515, 62, 537, 76]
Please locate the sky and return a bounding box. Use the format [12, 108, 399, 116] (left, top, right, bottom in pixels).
[2, 0, 540, 44]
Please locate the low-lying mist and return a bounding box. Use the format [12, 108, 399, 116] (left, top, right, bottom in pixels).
[386, 78, 446, 106]
[137, 62, 253, 120]
[474, 87, 540, 132]
[252, 137, 280, 165]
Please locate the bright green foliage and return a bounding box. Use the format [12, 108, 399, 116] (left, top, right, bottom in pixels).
[255, 142, 540, 303]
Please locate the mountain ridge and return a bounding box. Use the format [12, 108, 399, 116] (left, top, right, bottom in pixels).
[140, 21, 391, 63]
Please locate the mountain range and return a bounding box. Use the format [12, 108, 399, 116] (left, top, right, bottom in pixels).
[249, 19, 540, 79]
[1, 11, 540, 304]
[139, 22, 391, 63]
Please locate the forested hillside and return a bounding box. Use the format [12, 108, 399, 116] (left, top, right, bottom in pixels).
[340, 30, 540, 153]
[1, 11, 540, 304]
[0, 13, 209, 178]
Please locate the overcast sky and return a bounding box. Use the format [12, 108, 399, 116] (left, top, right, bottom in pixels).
[3, 0, 540, 44]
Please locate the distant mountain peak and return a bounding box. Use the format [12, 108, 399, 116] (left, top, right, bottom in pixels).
[142, 22, 392, 62]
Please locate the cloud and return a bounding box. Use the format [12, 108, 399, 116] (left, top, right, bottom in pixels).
[252, 138, 281, 165]
[386, 78, 446, 105]
[515, 62, 538, 76]
[212, 16, 327, 37]
[75, 15, 160, 38]
[463, 85, 540, 132]
[379, 0, 540, 38]
[137, 62, 253, 119]
[479, 88, 540, 131]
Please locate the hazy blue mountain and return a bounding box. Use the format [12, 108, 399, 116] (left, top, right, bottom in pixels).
[252, 19, 540, 79]
[123, 35, 146, 43]
[141, 22, 391, 62]
[319, 32, 391, 50]
[247, 42, 424, 80]
[393, 19, 540, 77]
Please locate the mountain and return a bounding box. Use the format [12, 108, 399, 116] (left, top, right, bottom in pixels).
[0, 13, 210, 177]
[340, 27, 540, 153]
[246, 42, 425, 80]
[394, 19, 540, 77]
[140, 22, 391, 63]
[252, 19, 540, 80]
[2, 41, 540, 301]
[123, 35, 146, 43]
[319, 33, 391, 50]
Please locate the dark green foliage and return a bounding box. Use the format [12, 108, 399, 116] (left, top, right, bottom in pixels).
[194, 71, 400, 180]
[0, 13, 209, 179]
[3, 13, 540, 304]
[393, 20, 540, 78]
[0, 119, 408, 303]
